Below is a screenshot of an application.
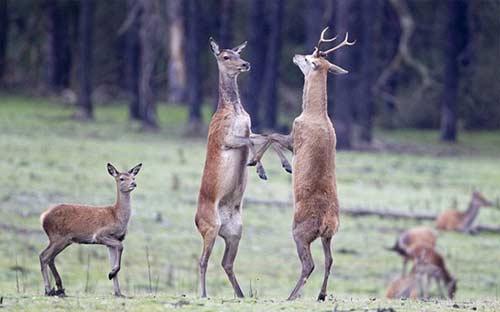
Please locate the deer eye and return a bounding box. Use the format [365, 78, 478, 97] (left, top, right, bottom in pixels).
[223, 56, 230, 60]
[119, 177, 125, 181]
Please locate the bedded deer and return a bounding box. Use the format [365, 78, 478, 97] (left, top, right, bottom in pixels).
[249, 27, 354, 301]
[195, 38, 291, 298]
[39, 163, 142, 297]
[387, 226, 437, 276]
[436, 191, 492, 232]
[386, 273, 421, 299]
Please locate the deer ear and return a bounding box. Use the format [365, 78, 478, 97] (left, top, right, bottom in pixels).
[128, 163, 142, 176]
[232, 41, 247, 54]
[328, 63, 349, 75]
[107, 163, 119, 177]
[209, 37, 220, 55]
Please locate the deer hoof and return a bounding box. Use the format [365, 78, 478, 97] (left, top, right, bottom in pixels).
[282, 163, 292, 174]
[55, 289, 66, 297]
[317, 293, 326, 301]
[247, 160, 258, 167]
[108, 270, 118, 280]
[257, 169, 267, 180]
[45, 287, 57, 296]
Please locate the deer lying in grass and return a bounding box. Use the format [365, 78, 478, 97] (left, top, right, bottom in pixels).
[387, 245, 457, 300]
[195, 38, 291, 298]
[39, 163, 142, 297]
[387, 226, 437, 276]
[436, 191, 492, 232]
[249, 27, 354, 301]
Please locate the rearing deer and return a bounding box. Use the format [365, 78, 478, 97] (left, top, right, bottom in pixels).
[195, 38, 290, 298]
[248, 27, 354, 301]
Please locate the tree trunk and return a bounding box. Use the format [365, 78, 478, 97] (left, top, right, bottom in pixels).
[45, 0, 72, 92]
[440, 0, 467, 142]
[75, 0, 94, 120]
[0, 0, 8, 85]
[167, 0, 187, 104]
[358, 0, 379, 143]
[262, 0, 283, 130]
[244, 0, 268, 131]
[138, 0, 160, 129]
[186, 0, 203, 134]
[124, 0, 140, 120]
[331, 0, 355, 149]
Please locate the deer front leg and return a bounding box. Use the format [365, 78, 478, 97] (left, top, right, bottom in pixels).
[247, 133, 293, 171]
[225, 135, 268, 180]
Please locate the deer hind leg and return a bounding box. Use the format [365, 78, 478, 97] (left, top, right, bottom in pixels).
[40, 239, 70, 296]
[219, 215, 244, 298]
[288, 234, 315, 300]
[107, 247, 123, 297]
[198, 224, 219, 298]
[317, 236, 333, 301]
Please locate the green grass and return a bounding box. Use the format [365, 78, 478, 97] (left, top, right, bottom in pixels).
[1, 96, 500, 311]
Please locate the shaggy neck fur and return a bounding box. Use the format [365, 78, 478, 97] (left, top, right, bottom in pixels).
[218, 72, 243, 113]
[461, 199, 481, 229]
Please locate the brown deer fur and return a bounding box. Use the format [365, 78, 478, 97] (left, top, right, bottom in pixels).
[39, 163, 142, 297]
[194, 38, 290, 298]
[247, 28, 354, 301]
[436, 191, 492, 232]
[388, 226, 437, 275]
[386, 274, 421, 299]
[406, 244, 457, 299]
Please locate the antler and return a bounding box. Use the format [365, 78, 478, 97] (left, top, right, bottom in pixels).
[315, 27, 337, 56]
[319, 32, 356, 56]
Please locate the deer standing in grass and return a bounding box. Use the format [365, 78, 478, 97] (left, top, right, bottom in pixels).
[195, 38, 291, 298]
[387, 226, 437, 276]
[436, 191, 493, 232]
[39, 163, 142, 297]
[249, 27, 354, 301]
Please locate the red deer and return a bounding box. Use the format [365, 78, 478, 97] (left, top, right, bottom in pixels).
[195, 38, 290, 298]
[249, 27, 354, 301]
[436, 191, 492, 232]
[386, 274, 421, 299]
[406, 244, 457, 299]
[387, 226, 437, 275]
[39, 163, 142, 297]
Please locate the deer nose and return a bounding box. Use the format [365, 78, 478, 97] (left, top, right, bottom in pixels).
[242, 62, 250, 69]
[130, 182, 137, 188]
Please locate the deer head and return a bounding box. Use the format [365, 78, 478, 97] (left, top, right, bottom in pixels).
[209, 37, 250, 77]
[293, 27, 355, 76]
[107, 163, 142, 193]
[472, 191, 493, 207]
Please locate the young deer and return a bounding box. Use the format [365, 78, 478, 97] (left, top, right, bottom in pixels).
[386, 274, 421, 299]
[39, 163, 142, 297]
[250, 27, 354, 301]
[436, 191, 493, 232]
[387, 226, 437, 276]
[195, 38, 290, 298]
[406, 244, 457, 299]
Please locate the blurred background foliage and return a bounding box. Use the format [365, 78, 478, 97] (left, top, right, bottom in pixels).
[0, 0, 499, 143]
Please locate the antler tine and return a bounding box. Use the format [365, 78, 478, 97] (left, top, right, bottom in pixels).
[320, 32, 355, 56]
[315, 27, 337, 56]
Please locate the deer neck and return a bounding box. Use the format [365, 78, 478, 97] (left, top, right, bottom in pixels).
[303, 70, 328, 117]
[217, 72, 243, 114]
[114, 187, 131, 225]
[461, 199, 480, 229]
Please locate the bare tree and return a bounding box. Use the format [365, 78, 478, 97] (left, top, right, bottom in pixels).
[245, 0, 268, 130]
[262, 0, 283, 130]
[441, 0, 468, 142]
[75, 0, 94, 120]
[358, 0, 380, 143]
[138, 0, 161, 129]
[123, 0, 140, 120]
[167, 0, 187, 104]
[0, 0, 8, 85]
[186, 0, 203, 133]
[44, 0, 73, 92]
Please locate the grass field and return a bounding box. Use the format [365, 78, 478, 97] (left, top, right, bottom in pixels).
[1, 96, 500, 311]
